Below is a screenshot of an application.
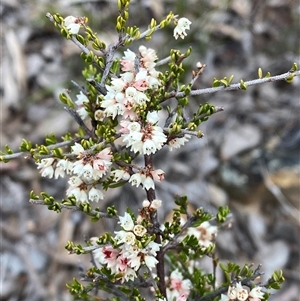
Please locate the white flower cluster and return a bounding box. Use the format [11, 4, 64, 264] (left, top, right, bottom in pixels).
[221, 282, 265, 301]
[101, 46, 160, 120]
[120, 111, 167, 155]
[92, 212, 161, 283]
[112, 165, 164, 191]
[36, 143, 112, 203]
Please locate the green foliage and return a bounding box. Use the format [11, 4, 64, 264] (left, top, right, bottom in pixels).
[266, 270, 285, 289]
[20, 138, 33, 152]
[213, 75, 234, 87]
[239, 79, 247, 90]
[59, 92, 74, 108]
[0, 145, 14, 162]
[290, 62, 298, 72]
[220, 262, 258, 284]
[216, 206, 230, 223]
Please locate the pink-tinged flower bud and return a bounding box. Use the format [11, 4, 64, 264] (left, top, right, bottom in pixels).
[143, 200, 151, 207]
[151, 169, 165, 182]
[150, 199, 162, 209]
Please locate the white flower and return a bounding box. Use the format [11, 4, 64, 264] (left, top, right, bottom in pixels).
[129, 173, 142, 187]
[125, 86, 137, 99]
[56, 159, 73, 175]
[168, 134, 191, 151]
[71, 143, 85, 156]
[37, 158, 55, 178]
[187, 221, 218, 249]
[227, 285, 237, 299]
[249, 286, 264, 299]
[93, 245, 119, 270]
[174, 17, 192, 40]
[142, 139, 157, 155]
[67, 186, 88, 202]
[68, 176, 83, 187]
[118, 212, 134, 231]
[64, 16, 81, 34]
[54, 166, 65, 178]
[142, 175, 155, 190]
[88, 187, 104, 202]
[141, 241, 161, 269]
[73, 162, 97, 181]
[41, 165, 54, 178]
[150, 126, 167, 150]
[75, 91, 89, 120]
[128, 121, 141, 132]
[139, 45, 158, 70]
[111, 169, 130, 181]
[133, 90, 149, 104]
[146, 111, 160, 124]
[127, 253, 142, 271]
[94, 109, 105, 121]
[111, 78, 127, 91]
[144, 253, 158, 269]
[144, 241, 161, 256]
[115, 230, 136, 245]
[122, 267, 137, 282]
[133, 225, 147, 237]
[236, 282, 249, 301]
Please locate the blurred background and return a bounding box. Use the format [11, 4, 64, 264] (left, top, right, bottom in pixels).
[1, 0, 299, 300]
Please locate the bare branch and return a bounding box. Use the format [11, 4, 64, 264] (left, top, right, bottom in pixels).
[174, 70, 300, 98]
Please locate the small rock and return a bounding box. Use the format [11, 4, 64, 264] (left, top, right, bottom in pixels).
[221, 124, 261, 160]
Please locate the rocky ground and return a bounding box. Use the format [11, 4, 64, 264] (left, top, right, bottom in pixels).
[0, 0, 299, 301]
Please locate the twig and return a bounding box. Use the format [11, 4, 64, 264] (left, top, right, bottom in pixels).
[86, 78, 107, 95]
[84, 274, 129, 300]
[29, 199, 118, 220]
[190, 63, 207, 88]
[173, 70, 300, 98]
[64, 106, 95, 138]
[0, 136, 90, 161]
[156, 56, 172, 66]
